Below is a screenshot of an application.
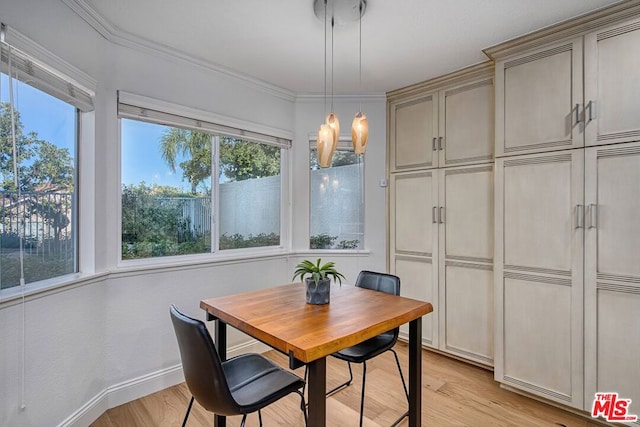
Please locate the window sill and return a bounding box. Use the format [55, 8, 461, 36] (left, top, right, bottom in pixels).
[293, 249, 371, 257]
[0, 248, 372, 308]
[0, 272, 109, 308]
[113, 246, 291, 278]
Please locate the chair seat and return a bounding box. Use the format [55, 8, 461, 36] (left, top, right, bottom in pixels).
[223, 353, 305, 414]
[332, 331, 396, 363]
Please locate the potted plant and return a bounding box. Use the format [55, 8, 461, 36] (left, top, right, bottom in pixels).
[292, 258, 345, 305]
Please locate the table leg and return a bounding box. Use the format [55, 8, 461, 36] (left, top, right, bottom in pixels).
[214, 319, 227, 427]
[408, 318, 422, 427]
[307, 357, 327, 427]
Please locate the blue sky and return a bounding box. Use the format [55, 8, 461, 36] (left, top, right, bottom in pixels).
[121, 119, 193, 191]
[1, 73, 192, 191]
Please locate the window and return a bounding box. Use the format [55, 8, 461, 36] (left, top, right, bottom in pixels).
[0, 41, 88, 290]
[119, 99, 288, 260]
[309, 141, 364, 250]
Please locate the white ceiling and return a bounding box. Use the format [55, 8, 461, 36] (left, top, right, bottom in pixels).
[69, 0, 620, 95]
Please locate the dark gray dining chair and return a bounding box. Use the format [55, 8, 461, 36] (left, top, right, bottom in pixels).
[326, 271, 409, 427]
[170, 305, 307, 427]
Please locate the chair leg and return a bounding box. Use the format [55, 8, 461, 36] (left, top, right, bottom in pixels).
[325, 361, 354, 396]
[258, 409, 263, 426]
[304, 361, 353, 400]
[181, 396, 194, 427]
[295, 389, 308, 426]
[240, 413, 247, 427]
[358, 361, 367, 427]
[389, 348, 410, 427]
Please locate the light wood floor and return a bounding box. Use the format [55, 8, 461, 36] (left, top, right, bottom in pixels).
[92, 343, 604, 426]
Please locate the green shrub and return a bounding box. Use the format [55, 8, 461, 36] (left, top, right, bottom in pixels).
[309, 233, 337, 249]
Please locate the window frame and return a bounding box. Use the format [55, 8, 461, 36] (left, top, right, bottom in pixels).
[0, 27, 95, 292]
[117, 93, 291, 265]
[308, 135, 365, 252]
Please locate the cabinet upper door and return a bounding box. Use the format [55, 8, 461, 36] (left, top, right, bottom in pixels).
[496, 38, 583, 157]
[584, 18, 640, 147]
[389, 94, 438, 171]
[440, 79, 494, 166]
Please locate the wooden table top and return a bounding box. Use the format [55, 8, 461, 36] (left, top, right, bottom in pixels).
[200, 283, 433, 363]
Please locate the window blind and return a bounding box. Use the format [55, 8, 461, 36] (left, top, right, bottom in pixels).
[118, 102, 292, 149]
[0, 41, 93, 112]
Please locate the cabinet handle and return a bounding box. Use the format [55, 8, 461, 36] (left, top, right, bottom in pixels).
[432, 137, 437, 151]
[575, 104, 581, 125]
[576, 204, 584, 229]
[588, 100, 596, 122]
[439, 207, 445, 224]
[432, 206, 437, 223]
[438, 136, 443, 151]
[587, 204, 597, 229]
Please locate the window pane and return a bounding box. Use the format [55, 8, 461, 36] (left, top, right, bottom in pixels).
[1, 74, 78, 289]
[121, 119, 212, 259]
[218, 137, 281, 249]
[309, 149, 364, 250]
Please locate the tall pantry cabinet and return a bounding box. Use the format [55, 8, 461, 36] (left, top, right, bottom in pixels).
[486, 2, 640, 413]
[388, 63, 495, 366]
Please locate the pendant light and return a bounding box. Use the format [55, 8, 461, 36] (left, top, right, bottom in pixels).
[325, 15, 340, 151]
[318, 0, 337, 168]
[351, 0, 368, 155]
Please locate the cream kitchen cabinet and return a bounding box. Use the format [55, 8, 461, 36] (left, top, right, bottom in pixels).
[489, 9, 640, 157]
[390, 164, 494, 365]
[584, 142, 640, 415]
[390, 170, 439, 348]
[388, 63, 495, 363]
[584, 18, 640, 147]
[494, 150, 585, 409]
[437, 164, 494, 366]
[388, 63, 494, 172]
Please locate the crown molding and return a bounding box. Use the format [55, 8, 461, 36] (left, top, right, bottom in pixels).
[61, 0, 297, 102]
[295, 93, 387, 104]
[386, 61, 494, 102]
[484, 0, 640, 60]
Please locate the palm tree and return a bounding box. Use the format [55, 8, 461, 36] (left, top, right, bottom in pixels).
[159, 128, 212, 194]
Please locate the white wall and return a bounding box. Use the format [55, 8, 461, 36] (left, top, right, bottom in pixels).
[0, 2, 388, 426]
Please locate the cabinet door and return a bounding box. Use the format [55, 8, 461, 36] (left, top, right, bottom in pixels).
[495, 150, 584, 409]
[389, 94, 438, 171]
[390, 171, 439, 347]
[584, 18, 640, 147]
[496, 38, 583, 157]
[438, 165, 494, 365]
[439, 79, 494, 166]
[584, 142, 640, 412]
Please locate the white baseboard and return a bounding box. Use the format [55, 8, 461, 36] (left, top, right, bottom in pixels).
[57, 339, 271, 427]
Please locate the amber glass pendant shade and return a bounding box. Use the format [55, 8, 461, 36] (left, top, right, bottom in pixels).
[318, 124, 336, 168]
[326, 112, 340, 148]
[351, 111, 368, 154]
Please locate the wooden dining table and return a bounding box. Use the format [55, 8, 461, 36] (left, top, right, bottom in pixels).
[200, 282, 433, 427]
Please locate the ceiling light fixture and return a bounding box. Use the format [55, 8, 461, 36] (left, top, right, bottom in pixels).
[314, 0, 367, 167]
[351, 0, 368, 155]
[317, 0, 335, 168]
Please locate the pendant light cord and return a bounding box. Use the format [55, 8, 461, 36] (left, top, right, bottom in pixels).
[323, 0, 327, 115]
[358, 1, 363, 112]
[331, 16, 335, 112]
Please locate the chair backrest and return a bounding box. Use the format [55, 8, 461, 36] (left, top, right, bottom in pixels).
[170, 305, 240, 416]
[355, 270, 400, 296]
[355, 271, 401, 340]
